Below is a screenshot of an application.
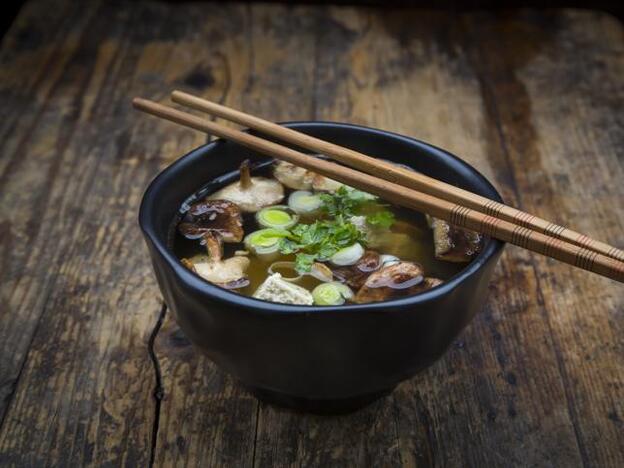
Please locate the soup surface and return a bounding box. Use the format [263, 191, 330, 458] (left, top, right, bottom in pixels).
[173, 159, 482, 306]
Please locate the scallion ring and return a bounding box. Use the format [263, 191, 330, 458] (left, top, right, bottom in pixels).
[330, 242, 364, 266]
[312, 282, 354, 306]
[244, 228, 289, 256]
[288, 190, 323, 214]
[256, 205, 299, 229]
[267, 261, 303, 283]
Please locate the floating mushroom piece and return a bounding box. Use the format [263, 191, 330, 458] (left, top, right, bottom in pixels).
[191, 256, 250, 289]
[273, 160, 316, 190]
[178, 199, 244, 243]
[273, 157, 347, 193]
[182, 232, 250, 289]
[209, 160, 284, 212]
[332, 250, 382, 290]
[427, 217, 482, 262]
[354, 261, 429, 303]
[311, 174, 345, 192]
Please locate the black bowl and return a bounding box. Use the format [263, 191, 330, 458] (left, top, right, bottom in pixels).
[139, 122, 505, 413]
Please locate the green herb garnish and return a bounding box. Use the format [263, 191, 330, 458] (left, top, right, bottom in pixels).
[278, 218, 365, 273]
[366, 210, 395, 229]
[320, 186, 395, 229]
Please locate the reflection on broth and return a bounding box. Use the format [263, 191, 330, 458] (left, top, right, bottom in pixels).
[173, 158, 483, 306]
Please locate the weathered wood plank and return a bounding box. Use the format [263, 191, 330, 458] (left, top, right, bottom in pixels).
[311, 7, 587, 467]
[151, 3, 321, 467]
[0, 0, 101, 420]
[0, 1, 621, 467]
[466, 10, 624, 466]
[0, 0, 218, 465]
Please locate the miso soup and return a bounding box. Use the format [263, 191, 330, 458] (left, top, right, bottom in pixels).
[173, 158, 483, 306]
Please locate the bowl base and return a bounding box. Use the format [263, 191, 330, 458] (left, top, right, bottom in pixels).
[246, 385, 396, 414]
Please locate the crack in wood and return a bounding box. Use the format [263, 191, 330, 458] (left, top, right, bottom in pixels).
[147, 302, 167, 468]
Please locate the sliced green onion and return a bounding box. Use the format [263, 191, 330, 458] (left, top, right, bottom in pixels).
[288, 190, 323, 214]
[267, 261, 303, 282]
[256, 205, 299, 229]
[312, 282, 354, 306]
[379, 254, 400, 266]
[244, 228, 289, 255]
[330, 242, 364, 266]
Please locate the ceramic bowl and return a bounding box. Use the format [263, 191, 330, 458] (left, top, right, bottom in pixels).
[139, 122, 504, 413]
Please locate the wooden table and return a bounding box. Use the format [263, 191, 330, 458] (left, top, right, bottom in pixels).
[1, 1, 622, 466]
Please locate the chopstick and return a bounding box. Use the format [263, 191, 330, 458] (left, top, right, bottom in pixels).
[132, 97, 624, 283]
[171, 90, 624, 264]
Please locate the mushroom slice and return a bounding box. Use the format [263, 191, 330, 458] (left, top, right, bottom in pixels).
[181, 231, 250, 289]
[192, 256, 250, 288]
[332, 250, 382, 290]
[273, 160, 316, 190]
[353, 261, 425, 304]
[429, 217, 482, 262]
[311, 174, 345, 193]
[178, 199, 243, 243]
[209, 160, 284, 212]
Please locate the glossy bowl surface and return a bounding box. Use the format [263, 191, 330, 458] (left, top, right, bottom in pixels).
[139, 122, 504, 413]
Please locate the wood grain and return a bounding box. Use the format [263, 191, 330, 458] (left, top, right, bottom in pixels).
[306, 7, 588, 467]
[0, 1, 622, 467]
[465, 10, 624, 465]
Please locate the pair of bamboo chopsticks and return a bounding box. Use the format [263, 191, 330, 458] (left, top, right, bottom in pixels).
[133, 92, 624, 283]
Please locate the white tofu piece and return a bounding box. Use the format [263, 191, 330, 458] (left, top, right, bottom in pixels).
[253, 273, 314, 305]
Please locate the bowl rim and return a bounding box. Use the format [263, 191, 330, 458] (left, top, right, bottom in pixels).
[139, 121, 505, 314]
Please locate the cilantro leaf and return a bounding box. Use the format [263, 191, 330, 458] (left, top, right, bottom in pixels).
[278, 217, 365, 272]
[366, 210, 395, 229]
[295, 253, 316, 273]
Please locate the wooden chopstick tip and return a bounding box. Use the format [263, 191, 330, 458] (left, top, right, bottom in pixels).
[171, 90, 185, 101]
[132, 97, 148, 109]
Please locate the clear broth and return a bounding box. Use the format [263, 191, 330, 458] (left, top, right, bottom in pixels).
[172, 161, 466, 300]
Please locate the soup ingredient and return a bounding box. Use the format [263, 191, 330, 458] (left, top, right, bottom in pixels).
[268, 261, 303, 282]
[321, 186, 395, 229]
[366, 210, 395, 229]
[273, 160, 315, 190]
[178, 199, 244, 243]
[278, 218, 365, 273]
[256, 205, 299, 229]
[253, 272, 314, 305]
[175, 163, 469, 304]
[312, 282, 354, 306]
[379, 254, 400, 266]
[288, 190, 324, 215]
[428, 217, 482, 262]
[312, 174, 345, 192]
[182, 232, 250, 288]
[310, 262, 334, 282]
[184, 256, 250, 288]
[348, 215, 371, 238]
[419, 277, 443, 290]
[267, 261, 334, 284]
[245, 228, 290, 257]
[330, 242, 365, 266]
[274, 159, 351, 193]
[354, 261, 426, 303]
[209, 160, 284, 212]
[332, 250, 382, 289]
